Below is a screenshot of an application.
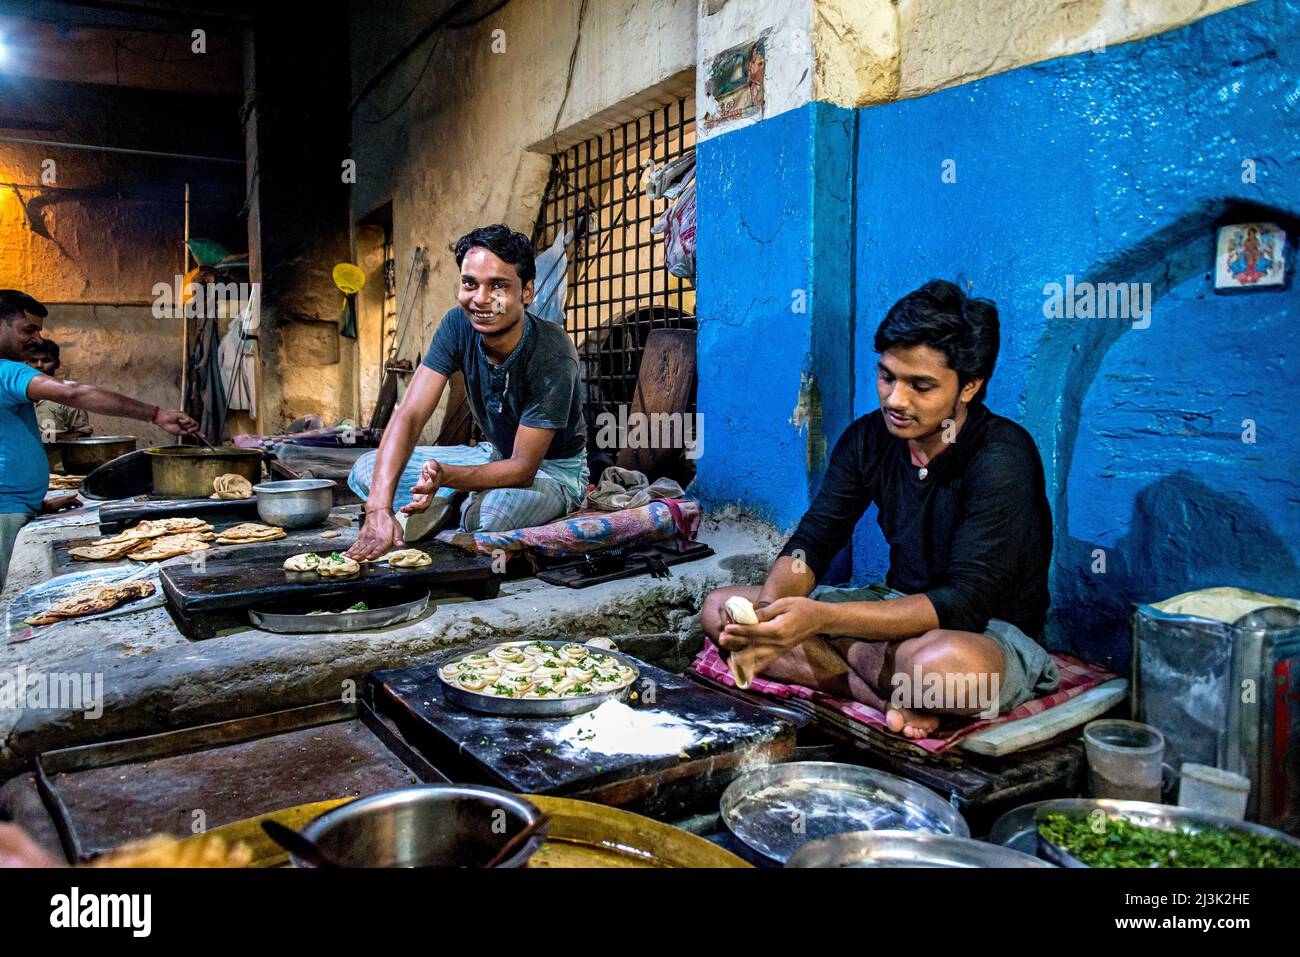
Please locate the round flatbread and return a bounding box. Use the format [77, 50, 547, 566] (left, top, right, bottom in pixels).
[386, 548, 432, 569]
[283, 553, 322, 572]
[127, 533, 213, 562]
[215, 523, 286, 545]
[316, 553, 360, 577]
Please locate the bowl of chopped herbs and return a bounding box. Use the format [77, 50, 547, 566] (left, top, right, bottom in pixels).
[1034, 800, 1300, 868]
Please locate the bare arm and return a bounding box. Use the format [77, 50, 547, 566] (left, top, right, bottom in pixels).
[28, 376, 156, 421]
[756, 555, 818, 607]
[345, 365, 448, 560]
[360, 364, 449, 511]
[439, 425, 552, 492]
[26, 376, 197, 435]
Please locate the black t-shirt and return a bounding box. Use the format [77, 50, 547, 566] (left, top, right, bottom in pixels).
[780, 404, 1053, 638]
[421, 308, 586, 459]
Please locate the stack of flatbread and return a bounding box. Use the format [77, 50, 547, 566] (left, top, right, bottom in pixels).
[48, 474, 85, 491]
[24, 580, 156, 626]
[209, 473, 254, 500]
[70, 517, 214, 563]
[215, 522, 286, 545]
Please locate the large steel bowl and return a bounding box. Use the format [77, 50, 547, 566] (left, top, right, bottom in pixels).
[252, 479, 335, 529]
[294, 785, 548, 868]
[54, 436, 137, 474]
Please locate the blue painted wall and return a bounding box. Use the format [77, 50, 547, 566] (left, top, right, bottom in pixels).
[694, 102, 857, 530]
[696, 0, 1300, 669]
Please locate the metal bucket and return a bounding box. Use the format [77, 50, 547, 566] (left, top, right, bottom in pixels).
[145, 446, 262, 499]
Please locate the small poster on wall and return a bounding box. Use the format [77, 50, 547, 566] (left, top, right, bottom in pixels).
[1215, 222, 1288, 289]
[701, 31, 769, 133]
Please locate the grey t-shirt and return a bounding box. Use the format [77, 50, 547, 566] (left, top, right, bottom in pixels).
[421, 307, 586, 459]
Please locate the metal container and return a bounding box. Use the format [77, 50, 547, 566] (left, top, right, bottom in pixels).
[1030, 798, 1300, 868]
[787, 831, 1055, 868]
[145, 446, 262, 499]
[248, 589, 431, 634]
[720, 761, 969, 866]
[294, 784, 548, 868]
[435, 640, 642, 717]
[1132, 597, 1300, 832]
[54, 436, 137, 474]
[252, 478, 335, 529]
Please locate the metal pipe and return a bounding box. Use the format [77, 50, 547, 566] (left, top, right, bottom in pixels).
[0, 135, 243, 165]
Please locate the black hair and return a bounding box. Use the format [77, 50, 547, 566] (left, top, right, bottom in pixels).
[28, 338, 60, 364]
[452, 225, 536, 287]
[874, 280, 999, 404]
[0, 289, 49, 322]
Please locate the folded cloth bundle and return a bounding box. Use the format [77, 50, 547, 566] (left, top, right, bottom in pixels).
[586, 467, 685, 511]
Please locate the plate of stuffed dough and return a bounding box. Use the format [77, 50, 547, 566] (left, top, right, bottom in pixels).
[282, 549, 432, 578]
[437, 640, 641, 717]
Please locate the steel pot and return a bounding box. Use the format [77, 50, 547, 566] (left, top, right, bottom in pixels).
[145, 446, 262, 499]
[54, 436, 138, 474]
[252, 478, 335, 529]
[293, 785, 548, 868]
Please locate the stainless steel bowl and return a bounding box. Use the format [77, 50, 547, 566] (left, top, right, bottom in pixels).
[787, 831, 1055, 868]
[1031, 798, 1300, 868]
[252, 478, 335, 529]
[294, 785, 548, 868]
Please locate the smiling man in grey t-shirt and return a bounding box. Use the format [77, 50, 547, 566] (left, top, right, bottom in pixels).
[347, 225, 588, 559]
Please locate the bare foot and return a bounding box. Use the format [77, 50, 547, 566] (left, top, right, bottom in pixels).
[885, 705, 941, 740]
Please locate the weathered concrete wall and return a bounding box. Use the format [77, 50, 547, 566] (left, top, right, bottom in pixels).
[243, 9, 354, 430]
[813, 0, 1255, 107]
[38, 305, 182, 447]
[348, 0, 695, 440]
[0, 75, 245, 423]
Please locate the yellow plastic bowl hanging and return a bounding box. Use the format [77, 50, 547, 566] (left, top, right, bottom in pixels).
[333, 263, 366, 296]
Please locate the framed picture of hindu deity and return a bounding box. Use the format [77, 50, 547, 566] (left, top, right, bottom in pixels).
[1215, 222, 1288, 290]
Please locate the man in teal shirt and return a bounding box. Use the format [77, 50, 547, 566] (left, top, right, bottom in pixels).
[0, 290, 199, 589]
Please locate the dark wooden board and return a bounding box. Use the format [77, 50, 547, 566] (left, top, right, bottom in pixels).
[161, 532, 498, 616]
[156, 531, 498, 639]
[98, 496, 261, 532]
[369, 657, 795, 819]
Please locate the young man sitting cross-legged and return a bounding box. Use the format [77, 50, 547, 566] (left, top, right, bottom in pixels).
[701, 280, 1060, 738]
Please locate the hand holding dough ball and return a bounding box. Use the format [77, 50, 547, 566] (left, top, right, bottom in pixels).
[724, 595, 760, 625]
[722, 596, 760, 689]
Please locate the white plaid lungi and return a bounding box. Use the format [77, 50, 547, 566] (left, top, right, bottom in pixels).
[348, 442, 588, 533]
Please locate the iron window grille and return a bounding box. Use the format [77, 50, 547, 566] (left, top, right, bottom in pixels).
[532, 96, 697, 441]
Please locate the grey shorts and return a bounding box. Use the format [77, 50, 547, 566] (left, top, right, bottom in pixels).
[810, 582, 1060, 714]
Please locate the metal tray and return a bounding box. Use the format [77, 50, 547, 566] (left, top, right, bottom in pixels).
[787, 831, 1055, 868]
[35, 700, 445, 862]
[435, 639, 642, 718]
[720, 761, 969, 866]
[1029, 798, 1300, 868]
[248, 588, 431, 634]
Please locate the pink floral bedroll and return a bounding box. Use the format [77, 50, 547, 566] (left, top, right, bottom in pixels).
[436, 498, 701, 559]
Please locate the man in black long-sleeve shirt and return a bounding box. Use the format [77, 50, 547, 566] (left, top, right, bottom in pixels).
[702, 281, 1060, 738]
